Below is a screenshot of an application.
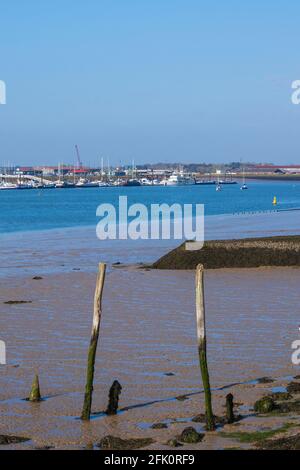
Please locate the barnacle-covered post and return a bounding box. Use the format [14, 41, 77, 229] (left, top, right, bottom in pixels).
[195, 264, 215, 431]
[81, 263, 106, 420]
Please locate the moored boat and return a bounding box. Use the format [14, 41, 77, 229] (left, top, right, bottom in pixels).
[0, 182, 18, 190]
[161, 172, 195, 186]
[124, 179, 141, 187]
[195, 180, 216, 185]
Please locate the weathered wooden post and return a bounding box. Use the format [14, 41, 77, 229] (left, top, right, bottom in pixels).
[81, 263, 106, 420]
[226, 393, 234, 424]
[106, 380, 122, 415]
[195, 264, 215, 431]
[28, 374, 42, 402]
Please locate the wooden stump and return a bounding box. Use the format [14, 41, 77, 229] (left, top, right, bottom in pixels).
[106, 380, 122, 415]
[226, 393, 235, 423]
[28, 374, 41, 402]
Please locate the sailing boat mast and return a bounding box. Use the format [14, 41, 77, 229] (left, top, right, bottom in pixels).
[240, 162, 248, 190]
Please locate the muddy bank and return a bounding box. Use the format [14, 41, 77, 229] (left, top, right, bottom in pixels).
[0, 267, 300, 449]
[0, 370, 300, 450]
[152, 236, 300, 270]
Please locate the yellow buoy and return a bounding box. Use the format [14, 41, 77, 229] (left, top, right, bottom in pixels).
[273, 196, 277, 205]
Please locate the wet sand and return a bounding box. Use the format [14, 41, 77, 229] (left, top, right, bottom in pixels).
[0, 266, 300, 449]
[1, 210, 300, 449]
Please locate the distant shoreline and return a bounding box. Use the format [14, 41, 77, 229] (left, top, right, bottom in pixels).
[242, 174, 300, 181]
[152, 235, 300, 270]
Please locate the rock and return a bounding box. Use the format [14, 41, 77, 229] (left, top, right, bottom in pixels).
[4, 300, 32, 305]
[32, 276, 43, 280]
[164, 372, 175, 376]
[254, 396, 275, 413]
[34, 445, 55, 450]
[192, 414, 226, 425]
[258, 433, 300, 450]
[276, 400, 300, 413]
[257, 377, 274, 384]
[98, 435, 154, 450]
[85, 442, 94, 450]
[151, 423, 168, 429]
[112, 262, 121, 266]
[0, 435, 29, 445]
[268, 392, 292, 401]
[287, 382, 300, 394]
[179, 427, 204, 444]
[166, 439, 183, 447]
[293, 375, 300, 380]
[191, 413, 206, 423]
[176, 395, 188, 401]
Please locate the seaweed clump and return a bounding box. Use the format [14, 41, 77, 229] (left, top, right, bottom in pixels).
[98, 435, 154, 450]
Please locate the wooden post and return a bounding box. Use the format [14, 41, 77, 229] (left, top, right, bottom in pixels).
[106, 380, 122, 415]
[81, 263, 106, 420]
[226, 393, 234, 424]
[195, 264, 215, 431]
[28, 374, 41, 402]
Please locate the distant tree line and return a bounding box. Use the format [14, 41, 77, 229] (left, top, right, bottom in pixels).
[136, 162, 263, 173]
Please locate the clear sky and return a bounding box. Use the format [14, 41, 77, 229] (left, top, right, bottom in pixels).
[0, 0, 300, 166]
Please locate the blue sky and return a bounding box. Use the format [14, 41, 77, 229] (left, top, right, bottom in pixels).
[0, 0, 300, 166]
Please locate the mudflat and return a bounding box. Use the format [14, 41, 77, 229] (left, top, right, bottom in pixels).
[0, 266, 299, 449]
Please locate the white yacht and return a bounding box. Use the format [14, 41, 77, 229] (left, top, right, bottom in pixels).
[113, 179, 123, 186]
[43, 182, 56, 189]
[17, 180, 35, 190]
[159, 178, 169, 186]
[240, 166, 248, 190]
[161, 172, 195, 186]
[55, 180, 67, 188]
[0, 182, 18, 190]
[140, 177, 152, 185]
[76, 178, 98, 188]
